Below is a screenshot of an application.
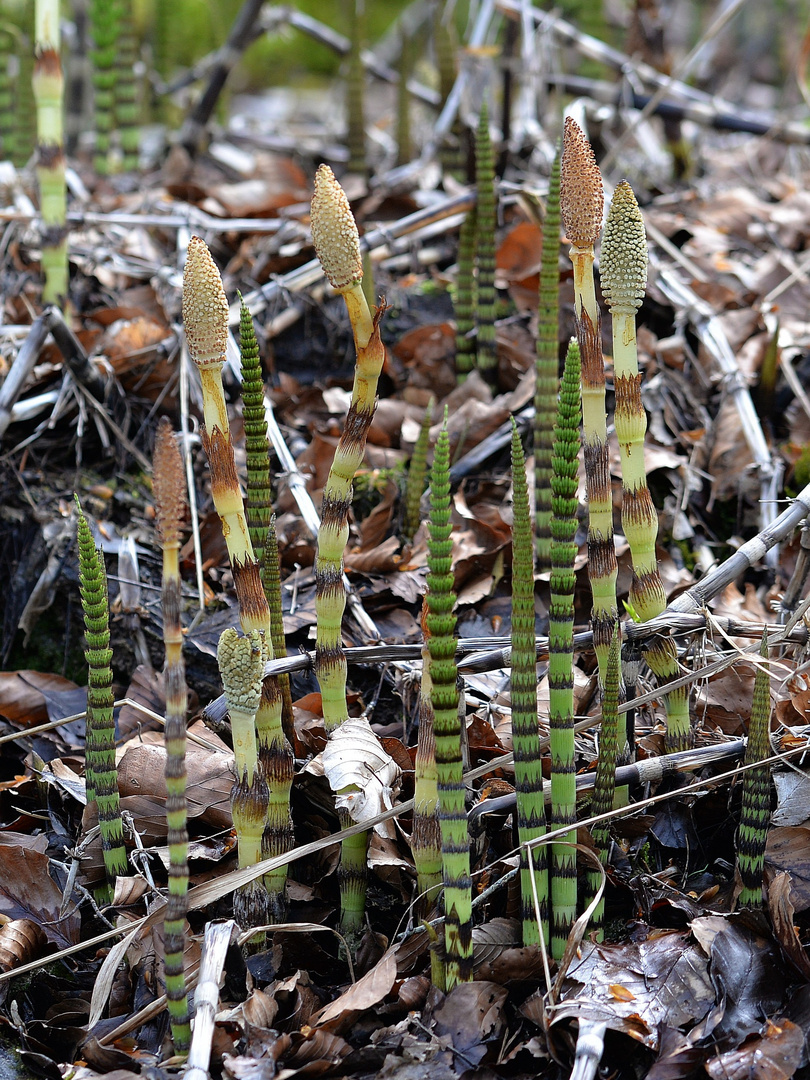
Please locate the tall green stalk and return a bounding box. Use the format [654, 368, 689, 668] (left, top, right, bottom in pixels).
[427, 418, 472, 988]
[152, 418, 191, 1054]
[345, 0, 366, 175]
[402, 398, 433, 544]
[455, 207, 477, 378]
[548, 339, 582, 960]
[311, 165, 386, 933]
[89, 0, 119, 174]
[534, 148, 562, 570]
[75, 496, 127, 902]
[560, 117, 617, 688]
[601, 180, 689, 752]
[412, 602, 441, 916]
[586, 626, 620, 938]
[736, 631, 772, 909]
[114, 2, 139, 171]
[509, 420, 548, 947]
[396, 30, 412, 167]
[474, 103, 497, 382]
[33, 0, 67, 304]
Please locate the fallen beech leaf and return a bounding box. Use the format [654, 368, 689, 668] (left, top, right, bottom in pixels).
[433, 981, 508, 1066]
[610, 984, 637, 1002]
[312, 947, 397, 1028]
[0, 919, 48, 973]
[0, 847, 80, 948]
[704, 1018, 803, 1080]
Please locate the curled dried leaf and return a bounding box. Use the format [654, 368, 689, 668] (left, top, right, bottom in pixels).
[0, 918, 48, 973]
[319, 718, 400, 834]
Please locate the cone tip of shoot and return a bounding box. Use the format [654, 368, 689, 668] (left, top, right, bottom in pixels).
[560, 116, 604, 248]
[311, 164, 362, 292]
[217, 627, 265, 713]
[600, 180, 647, 312]
[182, 236, 229, 369]
[153, 417, 187, 547]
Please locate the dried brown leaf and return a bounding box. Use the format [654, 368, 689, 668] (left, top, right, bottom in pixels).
[0, 847, 80, 948]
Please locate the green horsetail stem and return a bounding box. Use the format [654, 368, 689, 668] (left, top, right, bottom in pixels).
[427, 419, 472, 988]
[74, 496, 127, 901]
[396, 30, 412, 167]
[238, 297, 295, 745]
[89, 0, 119, 173]
[311, 164, 386, 932]
[548, 340, 582, 960]
[509, 419, 548, 947]
[34, 0, 68, 305]
[560, 116, 617, 688]
[412, 602, 442, 916]
[737, 632, 772, 909]
[455, 207, 478, 378]
[534, 147, 562, 571]
[474, 103, 497, 382]
[183, 237, 292, 929]
[346, 0, 366, 175]
[217, 628, 270, 931]
[434, 11, 464, 180]
[152, 418, 191, 1054]
[586, 626, 620, 939]
[114, 4, 139, 171]
[402, 398, 434, 543]
[601, 180, 689, 752]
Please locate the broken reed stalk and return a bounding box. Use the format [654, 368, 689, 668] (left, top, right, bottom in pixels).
[402, 397, 434, 543]
[89, 0, 119, 174]
[239, 298, 294, 744]
[455, 206, 478, 377]
[601, 180, 689, 752]
[412, 600, 442, 916]
[534, 147, 562, 571]
[585, 626, 620, 938]
[560, 117, 618, 688]
[736, 631, 772, 908]
[475, 102, 497, 382]
[427, 417, 473, 988]
[548, 339, 582, 960]
[183, 237, 292, 930]
[74, 496, 126, 902]
[509, 419, 548, 947]
[33, 0, 68, 305]
[310, 164, 386, 932]
[152, 418, 191, 1054]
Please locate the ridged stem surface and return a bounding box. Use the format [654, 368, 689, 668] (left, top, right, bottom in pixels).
[737, 632, 771, 909]
[413, 630, 442, 915]
[427, 423, 472, 988]
[402, 399, 433, 543]
[534, 148, 562, 570]
[586, 627, 620, 938]
[75, 497, 127, 901]
[114, 4, 139, 170]
[89, 0, 118, 173]
[346, 0, 366, 174]
[548, 341, 581, 959]
[474, 103, 497, 380]
[510, 420, 548, 947]
[455, 207, 477, 377]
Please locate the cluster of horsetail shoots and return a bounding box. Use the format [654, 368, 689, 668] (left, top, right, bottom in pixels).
[585, 627, 621, 938]
[474, 103, 497, 382]
[183, 236, 292, 929]
[736, 632, 772, 909]
[412, 598, 442, 915]
[402, 398, 434, 544]
[601, 181, 689, 751]
[427, 418, 472, 988]
[509, 420, 548, 946]
[560, 117, 618, 688]
[152, 418, 191, 1053]
[534, 148, 562, 570]
[311, 164, 386, 932]
[455, 207, 477, 376]
[239, 297, 294, 743]
[547, 339, 582, 959]
[74, 496, 126, 901]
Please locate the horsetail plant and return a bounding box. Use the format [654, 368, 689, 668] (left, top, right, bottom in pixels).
[509, 419, 548, 947]
[427, 417, 472, 988]
[114, 4, 139, 171]
[239, 297, 294, 742]
[474, 103, 497, 382]
[736, 631, 772, 909]
[152, 418, 191, 1054]
[89, 0, 119, 173]
[548, 339, 582, 960]
[412, 599, 442, 916]
[75, 496, 127, 902]
[402, 397, 434, 544]
[310, 164, 386, 933]
[345, 0, 366, 175]
[600, 180, 689, 752]
[33, 0, 67, 304]
[455, 206, 478, 378]
[534, 147, 562, 570]
[585, 626, 621, 938]
[183, 237, 293, 929]
[560, 117, 617, 688]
